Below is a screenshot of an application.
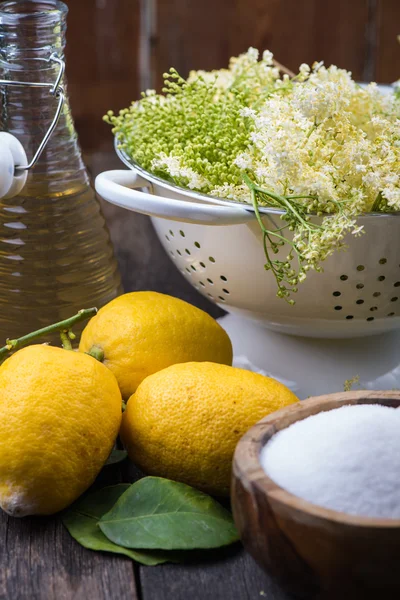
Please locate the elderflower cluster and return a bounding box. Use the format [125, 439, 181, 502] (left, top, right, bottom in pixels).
[105, 48, 400, 300]
[234, 66, 400, 213]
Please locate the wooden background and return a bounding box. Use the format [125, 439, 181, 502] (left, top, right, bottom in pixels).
[64, 0, 400, 152]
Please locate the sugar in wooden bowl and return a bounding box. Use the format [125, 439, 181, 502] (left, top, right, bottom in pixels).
[231, 391, 400, 600]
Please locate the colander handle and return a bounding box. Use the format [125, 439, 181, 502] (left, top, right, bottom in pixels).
[95, 170, 254, 225]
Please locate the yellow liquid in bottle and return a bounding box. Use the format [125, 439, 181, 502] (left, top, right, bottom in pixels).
[0, 180, 121, 341]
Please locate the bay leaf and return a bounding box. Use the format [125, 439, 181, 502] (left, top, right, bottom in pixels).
[99, 477, 239, 550]
[105, 448, 128, 466]
[62, 484, 174, 565]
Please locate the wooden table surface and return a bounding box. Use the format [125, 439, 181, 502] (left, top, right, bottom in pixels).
[0, 151, 293, 600]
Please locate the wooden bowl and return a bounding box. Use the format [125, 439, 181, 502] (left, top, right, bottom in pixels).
[231, 391, 400, 600]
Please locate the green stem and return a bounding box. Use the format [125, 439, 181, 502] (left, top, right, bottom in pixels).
[0, 307, 97, 361]
[250, 181, 324, 230]
[372, 191, 383, 212]
[60, 330, 73, 351]
[249, 187, 284, 291]
[260, 188, 321, 230]
[286, 195, 318, 200]
[88, 345, 105, 362]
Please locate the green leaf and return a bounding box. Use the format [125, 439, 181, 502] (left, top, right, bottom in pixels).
[62, 484, 175, 565]
[105, 448, 128, 466]
[99, 477, 239, 551]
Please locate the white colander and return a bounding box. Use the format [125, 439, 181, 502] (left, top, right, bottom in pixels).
[95, 145, 400, 339]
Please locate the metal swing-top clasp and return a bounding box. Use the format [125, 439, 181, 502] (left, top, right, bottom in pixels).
[0, 53, 65, 199]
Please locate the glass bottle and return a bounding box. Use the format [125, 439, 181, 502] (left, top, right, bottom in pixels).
[0, 0, 122, 340]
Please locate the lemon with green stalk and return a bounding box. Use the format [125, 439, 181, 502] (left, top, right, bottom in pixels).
[0, 308, 122, 517]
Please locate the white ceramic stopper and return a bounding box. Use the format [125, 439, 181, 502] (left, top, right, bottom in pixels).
[0, 132, 28, 199]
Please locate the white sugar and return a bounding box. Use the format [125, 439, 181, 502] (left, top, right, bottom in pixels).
[260, 404, 400, 519]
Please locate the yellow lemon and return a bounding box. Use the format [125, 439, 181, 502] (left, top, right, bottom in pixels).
[79, 291, 232, 399]
[121, 362, 298, 496]
[0, 345, 122, 516]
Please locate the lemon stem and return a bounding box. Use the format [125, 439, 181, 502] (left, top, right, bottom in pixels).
[0, 308, 97, 360]
[88, 345, 105, 362]
[60, 330, 73, 351]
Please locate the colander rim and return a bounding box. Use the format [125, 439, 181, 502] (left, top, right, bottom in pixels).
[115, 140, 400, 220]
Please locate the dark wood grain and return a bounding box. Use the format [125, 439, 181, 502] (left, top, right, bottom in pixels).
[232, 391, 400, 600]
[65, 0, 141, 151]
[0, 467, 138, 600]
[139, 549, 292, 600]
[375, 0, 400, 82]
[153, 0, 371, 89]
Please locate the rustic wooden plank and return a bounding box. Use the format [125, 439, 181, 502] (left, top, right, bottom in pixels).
[154, 0, 370, 89]
[0, 468, 138, 600]
[65, 0, 141, 151]
[139, 0, 158, 91]
[139, 548, 293, 600]
[375, 0, 400, 82]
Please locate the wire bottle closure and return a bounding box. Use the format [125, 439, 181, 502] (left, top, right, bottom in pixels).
[0, 52, 65, 173]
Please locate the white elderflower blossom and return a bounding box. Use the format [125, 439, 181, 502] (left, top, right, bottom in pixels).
[152, 154, 211, 190]
[262, 50, 274, 64]
[299, 63, 310, 76]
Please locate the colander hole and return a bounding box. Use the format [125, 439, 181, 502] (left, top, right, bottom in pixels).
[185, 267, 191, 274]
[356, 299, 364, 305]
[207, 278, 214, 284]
[222, 288, 230, 294]
[373, 292, 381, 298]
[194, 241, 201, 248]
[346, 315, 354, 320]
[169, 229, 174, 236]
[200, 262, 206, 268]
[395, 282, 400, 287]
[209, 256, 216, 263]
[391, 297, 399, 302]
[199, 281, 205, 287]
[165, 235, 170, 242]
[177, 250, 182, 256]
[169, 251, 175, 257]
[378, 276, 385, 281]
[220, 275, 228, 281]
[370, 306, 378, 312]
[191, 265, 196, 271]
[207, 293, 213, 298]
[357, 265, 365, 271]
[388, 312, 395, 317]
[356, 283, 364, 289]
[340, 275, 348, 281]
[332, 291, 341, 297]
[185, 249, 191, 255]
[218, 296, 226, 302]
[379, 258, 387, 264]
[179, 230, 185, 237]
[334, 306, 342, 311]
[366, 317, 375, 321]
